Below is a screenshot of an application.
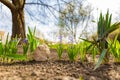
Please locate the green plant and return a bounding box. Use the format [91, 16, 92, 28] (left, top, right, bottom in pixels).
[22, 38, 29, 55]
[108, 35, 120, 62]
[0, 26, 43, 63]
[0, 34, 27, 63]
[67, 44, 80, 61]
[94, 10, 120, 69]
[49, 43, 67, 49]
[0, 41, 4, 62]
[56, 43, 64, 59]
[94, 49, 107, 70]
[48, 44, 57, 49]
[27, 26, 40, 52]
[56, 35, 64, 59]
[80, 10, 120, 69]
[8, 38, 20, 54]
[1, 34, 16, 62]
[79, 41, 90, 62]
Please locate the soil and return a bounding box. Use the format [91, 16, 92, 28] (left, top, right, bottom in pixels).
[0, 49, 120, 80]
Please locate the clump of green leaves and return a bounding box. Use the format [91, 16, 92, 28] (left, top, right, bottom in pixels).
[80, 10, 120, 69]
[0, 26, 42, 63]
[108, 35, 120, 62]
[56, 43, 64, 59]
[22, 38, 29, 55]
[79, 41, 93, 62]
[94, 10, 120, 69]
[66, 35, 80, 61]
[27, 27, 40, 52]
[8, 38, 20, 54]
[67, 44, 80, 61]
[56, 35, 64, 59]
[0, 34, 27, 63]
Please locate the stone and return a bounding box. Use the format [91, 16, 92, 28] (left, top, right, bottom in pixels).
[33, 44, 50, 61]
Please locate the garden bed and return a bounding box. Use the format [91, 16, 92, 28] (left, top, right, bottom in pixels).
[0, 49, 120, 80]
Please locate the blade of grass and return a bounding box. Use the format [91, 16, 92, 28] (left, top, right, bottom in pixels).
[94, 49, 107, 70]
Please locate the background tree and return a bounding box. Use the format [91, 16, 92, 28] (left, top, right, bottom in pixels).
[58, 0, 93, 42]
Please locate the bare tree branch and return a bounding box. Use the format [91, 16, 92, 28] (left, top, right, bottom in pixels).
[0, 0, 15, 10]
[25, 2, 60, 13]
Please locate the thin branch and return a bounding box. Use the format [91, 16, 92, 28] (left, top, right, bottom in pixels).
[0, 0, 15, 10]
[47, 7, 58, 21]
[25, 2, 61, 13]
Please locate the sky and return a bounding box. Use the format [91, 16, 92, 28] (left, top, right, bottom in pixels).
[88, 0, 120, 20]
[0, 0, 120, 41]
[89, 0, 120, 10]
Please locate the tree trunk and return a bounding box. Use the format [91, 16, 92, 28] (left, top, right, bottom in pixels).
[11, 9, 26, 39]
[11, 0, 26, 39]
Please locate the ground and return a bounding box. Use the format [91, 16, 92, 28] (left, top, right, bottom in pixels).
[0, 49, 120, 80]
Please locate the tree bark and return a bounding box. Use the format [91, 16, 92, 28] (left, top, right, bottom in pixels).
[11, 9, 26, 39]
[11, 0, 26, 39]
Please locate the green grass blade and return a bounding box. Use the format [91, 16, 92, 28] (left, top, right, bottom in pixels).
[94, 49, 107, 70]
[28, 26, 33, 38]
[106, 10, 109, 28]
[5, 33, 9, 45]
[108, 22, 120, 34]
[33, 26, 36, 35]
[107, 14, 112, 29]
[79, 38, 94, 44]
[0, 43, 4, 55]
